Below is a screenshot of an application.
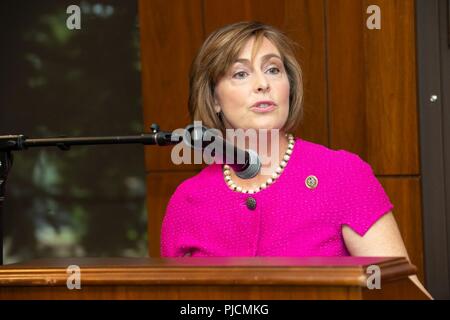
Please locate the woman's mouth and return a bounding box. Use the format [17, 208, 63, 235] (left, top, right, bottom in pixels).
[251, 100, 277, 113]
[251, 103, 277, 113]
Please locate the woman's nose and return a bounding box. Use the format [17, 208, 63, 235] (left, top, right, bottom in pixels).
[254, 72, 270, 93]
[257, 83, 270, 92]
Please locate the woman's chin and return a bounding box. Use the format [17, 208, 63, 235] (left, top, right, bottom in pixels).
[248, 122, 285, 132]
[226, 121, 286, 133]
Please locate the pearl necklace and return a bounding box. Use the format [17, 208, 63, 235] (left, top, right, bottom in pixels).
[223, 133, 295, 194]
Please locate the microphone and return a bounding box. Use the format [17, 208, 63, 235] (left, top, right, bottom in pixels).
[183, 123, 261, 179]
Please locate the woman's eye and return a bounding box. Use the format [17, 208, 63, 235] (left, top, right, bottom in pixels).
[267, 67, 280, 74]
[233, 71, 248, 79]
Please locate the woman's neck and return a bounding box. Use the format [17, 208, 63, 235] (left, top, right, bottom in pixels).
[225, 129, 290, 188]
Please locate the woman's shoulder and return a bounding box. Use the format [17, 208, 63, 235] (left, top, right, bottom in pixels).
[168, 164, 221, 201]
[294, 138, 385, 205]
[295, 137, 371, 172]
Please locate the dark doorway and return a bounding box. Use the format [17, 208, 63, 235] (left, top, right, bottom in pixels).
[417, 0, 450, 300]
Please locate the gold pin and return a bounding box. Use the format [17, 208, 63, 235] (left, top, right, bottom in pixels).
[305, 175, 318, 189]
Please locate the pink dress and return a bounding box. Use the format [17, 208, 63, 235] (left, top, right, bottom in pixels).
[160, 137, 394, 257]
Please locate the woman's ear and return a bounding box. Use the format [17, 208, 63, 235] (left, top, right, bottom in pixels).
[213, 91, 221, 113]
[214, 98, 221, 113]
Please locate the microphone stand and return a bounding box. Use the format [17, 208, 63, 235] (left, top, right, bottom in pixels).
[0, 123, 182, 265]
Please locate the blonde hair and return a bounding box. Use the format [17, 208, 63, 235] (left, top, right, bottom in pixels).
[188, 21, 304, 134]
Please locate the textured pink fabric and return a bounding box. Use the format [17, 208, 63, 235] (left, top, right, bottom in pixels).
[161, 137, 394, 257]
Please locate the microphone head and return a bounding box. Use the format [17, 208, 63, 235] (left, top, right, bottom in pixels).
[182, 123, 261, 179]
[235, 148, 261, 179]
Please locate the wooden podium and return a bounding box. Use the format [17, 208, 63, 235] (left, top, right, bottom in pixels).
[0, 256, 429, 299]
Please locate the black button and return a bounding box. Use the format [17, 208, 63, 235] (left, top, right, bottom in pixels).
[246, 197, 257, 210]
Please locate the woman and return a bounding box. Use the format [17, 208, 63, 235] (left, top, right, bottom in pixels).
[161, 21, 431, 298]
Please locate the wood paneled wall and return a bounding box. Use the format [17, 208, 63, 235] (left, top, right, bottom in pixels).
[138, 0, 424, 282]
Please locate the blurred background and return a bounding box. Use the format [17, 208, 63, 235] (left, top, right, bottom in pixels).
[0, 0, 147, 263]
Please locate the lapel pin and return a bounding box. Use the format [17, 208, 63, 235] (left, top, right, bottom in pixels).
[305, 175, 318, 189]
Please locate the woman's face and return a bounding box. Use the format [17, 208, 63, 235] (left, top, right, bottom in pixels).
[214, 36, 290, 132]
